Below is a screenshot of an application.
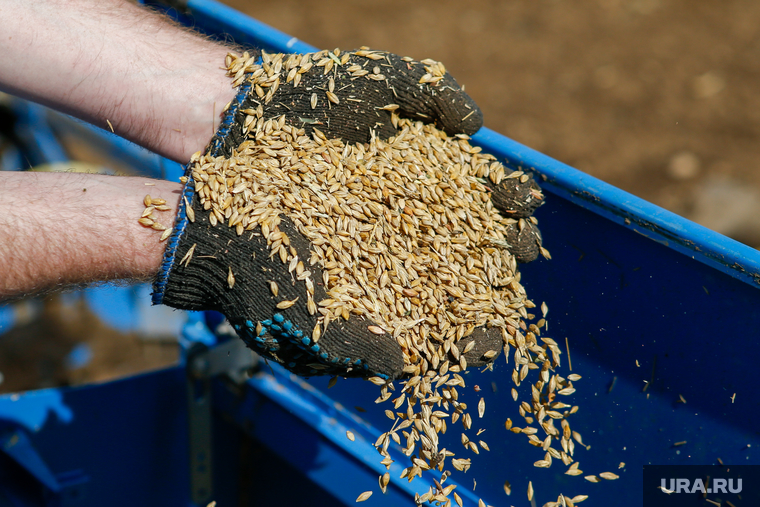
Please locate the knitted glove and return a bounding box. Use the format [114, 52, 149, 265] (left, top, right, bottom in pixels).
[153, 48, 543, 380]
[488, 174, 545, 263]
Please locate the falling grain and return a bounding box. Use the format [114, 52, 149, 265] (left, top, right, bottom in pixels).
[180, 48, 571, 506]
[356, 491, 372, 502]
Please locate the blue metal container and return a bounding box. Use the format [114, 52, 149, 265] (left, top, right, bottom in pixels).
[1, 1, 758, 505]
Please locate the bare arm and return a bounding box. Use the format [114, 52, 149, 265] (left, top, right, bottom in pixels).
[0, 0, 238, 163]
[0, 0, 243, 299]
[0, 172, 180, 300]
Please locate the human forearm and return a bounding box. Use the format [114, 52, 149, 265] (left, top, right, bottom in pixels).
[0, 172, 180, 300]
[0, 0, 239, 163]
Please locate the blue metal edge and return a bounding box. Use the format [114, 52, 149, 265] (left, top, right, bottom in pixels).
[150, 0, 318, 54]
[472, 127, 760, 288]
[228, 363, 488, 506]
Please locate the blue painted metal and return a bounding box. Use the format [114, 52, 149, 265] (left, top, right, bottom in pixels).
[215, 362, 485, 506]
[42, 110, 185, 181]
[0, 429, 60, 493]
[0, 143, 23, 172]
[0, 368, 190, 506]
[7, 101, 68, 167]
[1, 1, 759, 506]
[143, 0, 317, 54]
[0, 306, 15, 335]
[0, 390, 72, 434]
[473, 127, 760, 288]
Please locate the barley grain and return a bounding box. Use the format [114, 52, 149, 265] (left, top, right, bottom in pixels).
[355, 491, 372, 502]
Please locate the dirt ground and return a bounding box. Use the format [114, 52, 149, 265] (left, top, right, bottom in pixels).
[2, 0, 759, 393]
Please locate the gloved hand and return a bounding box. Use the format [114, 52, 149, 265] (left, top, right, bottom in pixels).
[488, 173, 545, 263]
[153, 48, 544, 380]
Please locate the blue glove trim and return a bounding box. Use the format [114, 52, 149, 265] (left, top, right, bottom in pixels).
[151, 82, 253, 305]
[233, 313, 381, 379]
[151, 178, 194, 305]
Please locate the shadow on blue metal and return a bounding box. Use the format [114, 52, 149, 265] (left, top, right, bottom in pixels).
[0, 1, 758, 506]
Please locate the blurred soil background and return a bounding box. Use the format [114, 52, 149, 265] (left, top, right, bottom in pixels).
[1, 0, 758, 393]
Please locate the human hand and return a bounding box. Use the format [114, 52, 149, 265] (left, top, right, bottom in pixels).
[219, 48, 545, 261]
[153, 49, 544, 380]
[212, 47, 483, 154]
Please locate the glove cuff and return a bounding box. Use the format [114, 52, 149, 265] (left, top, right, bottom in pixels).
[152, 80, 253, 305]
[152, 178, 195, 304]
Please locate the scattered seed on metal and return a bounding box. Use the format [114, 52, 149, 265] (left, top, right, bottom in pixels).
[346, 430, 355, 441]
